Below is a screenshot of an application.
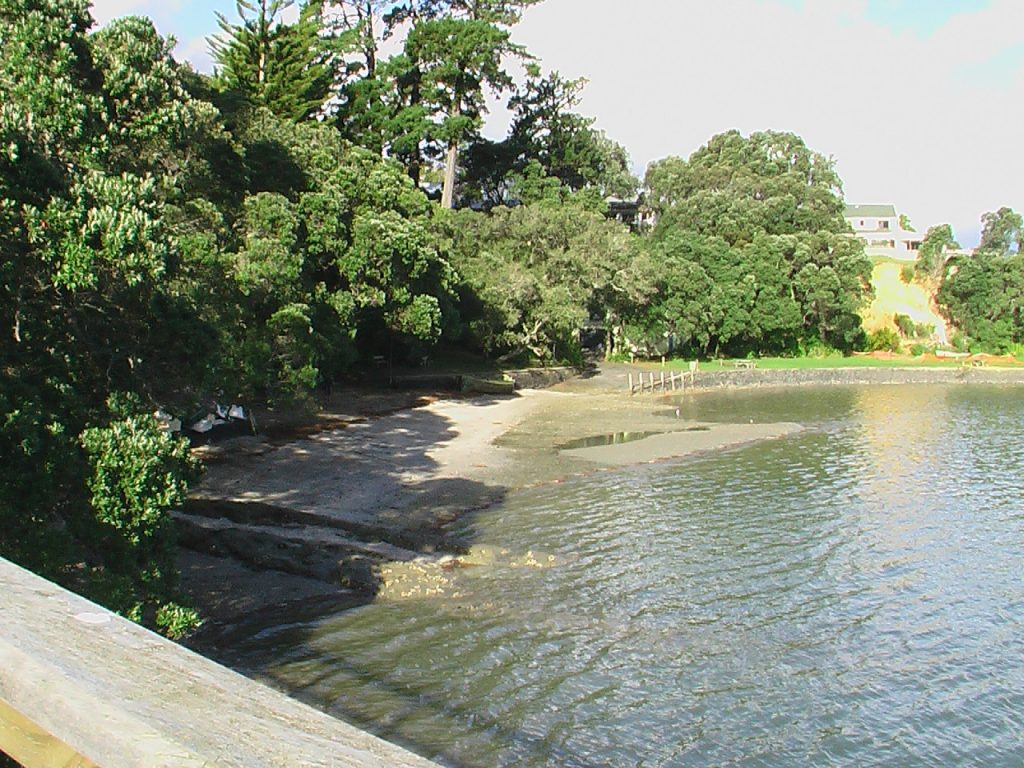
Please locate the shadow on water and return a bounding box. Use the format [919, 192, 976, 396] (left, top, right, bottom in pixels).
[176, 395, 530, 763]
[206, 616, 590, 768]
[188, 384, 1024, 768]
[179, 385, 859, 766]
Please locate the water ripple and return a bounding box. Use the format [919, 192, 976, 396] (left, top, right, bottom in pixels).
[229, 385, 1024, 767]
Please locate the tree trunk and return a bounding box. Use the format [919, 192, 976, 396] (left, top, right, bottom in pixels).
[441, 140, 458, 209]
[362, 1, 377, 77]
[604, 309, 616, 360]
[407, 69, 423, 183]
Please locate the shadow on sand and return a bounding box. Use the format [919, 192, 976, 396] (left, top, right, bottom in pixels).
[178, 392, 512, 632]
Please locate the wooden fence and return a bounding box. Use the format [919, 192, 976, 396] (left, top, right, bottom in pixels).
[628, 364, 698, 395]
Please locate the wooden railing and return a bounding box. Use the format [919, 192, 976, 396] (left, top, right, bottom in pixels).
[628, 363, 698, 395]
[0, 558, 438, 768]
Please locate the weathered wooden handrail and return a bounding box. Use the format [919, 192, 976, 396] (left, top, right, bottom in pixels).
[0, 558, 438, 768]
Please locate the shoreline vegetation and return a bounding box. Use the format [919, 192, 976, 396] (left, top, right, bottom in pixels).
[179, 363, 1024, 641]
[6, 0, 1024, 650]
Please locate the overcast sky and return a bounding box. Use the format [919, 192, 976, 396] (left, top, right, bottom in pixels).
[90, 0, 1023, 246]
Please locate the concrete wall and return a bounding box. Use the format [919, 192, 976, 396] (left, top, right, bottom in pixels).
[0, 558, 439, 768]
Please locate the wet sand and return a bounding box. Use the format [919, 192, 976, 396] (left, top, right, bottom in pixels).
[179, 374, 803, 624]
[191, 383, 800, 526]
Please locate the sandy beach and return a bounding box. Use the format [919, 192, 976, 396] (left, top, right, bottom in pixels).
[178, 362, 1024, 632]
[178, 367, 807, 629]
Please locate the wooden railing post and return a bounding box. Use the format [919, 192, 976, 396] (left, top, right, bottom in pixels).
[0, 558, 439, 768]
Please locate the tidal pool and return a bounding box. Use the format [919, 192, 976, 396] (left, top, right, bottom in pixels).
[215, 385, 1024, 767]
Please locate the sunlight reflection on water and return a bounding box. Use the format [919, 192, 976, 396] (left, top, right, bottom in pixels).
[223, 385, 1024, 768]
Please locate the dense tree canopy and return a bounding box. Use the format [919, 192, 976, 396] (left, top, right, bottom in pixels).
[635, 130, 871, 356]
[0, 0, 454, 635]
[0, 0, 205, 631]
[15, 0, 1012, 643]
[442, 197, 638, 362]
[937, 207, 1024, 352]
[645, 129, 849, 246]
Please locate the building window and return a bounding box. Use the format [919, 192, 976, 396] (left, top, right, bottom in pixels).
[879, 220, 890, 230]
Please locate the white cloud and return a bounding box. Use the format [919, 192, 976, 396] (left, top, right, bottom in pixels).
[90, 0, 143, 25]
[175, 34, 213, 73]
[930, 0, 1024, 65]
[505, 0, 1023, 245]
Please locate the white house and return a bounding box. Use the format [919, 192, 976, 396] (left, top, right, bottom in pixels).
[844, 204, 923, 261]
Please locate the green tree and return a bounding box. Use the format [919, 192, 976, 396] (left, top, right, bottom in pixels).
[459, 66, 636, 208]
[220, 110, 455, 393]
[934, 209, 1024, 352]
[645, 129, 848, 246]
[640, 130, 870, 356]
[510, 67, 634, 196]
[405, 16, 518, 207]
[628, 232, 725, 357]
[444, 199, 636, 361]
[978, 206, 1023, 255]
[937, 251, 1022, 352]
[0, 0, 207, 634]
[211, 0, 342, 121]
[914, 223, 959, 281]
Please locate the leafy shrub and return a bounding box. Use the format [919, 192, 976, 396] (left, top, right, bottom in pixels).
[79, 406, 202, 636]
[894, 313, 915, 337]
[900, 264, 915, 284]
[156, 603, 203, 640]
[866, 327, 901, 352]
[798, 337, 839, 358]
[894, 313, 935, 339]
[950, 331, 969, 352]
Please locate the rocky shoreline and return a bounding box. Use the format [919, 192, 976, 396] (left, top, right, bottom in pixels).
[178, 363, 1024, 642]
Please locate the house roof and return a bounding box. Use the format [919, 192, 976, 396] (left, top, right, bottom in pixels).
[844, 204, 897, 218]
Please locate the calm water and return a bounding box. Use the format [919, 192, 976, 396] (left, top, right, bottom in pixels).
[220, 385, 1024, 767]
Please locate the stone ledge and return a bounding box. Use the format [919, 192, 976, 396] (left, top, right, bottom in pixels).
[0, 558, 439, 768]
[687, 366, 1024, 391]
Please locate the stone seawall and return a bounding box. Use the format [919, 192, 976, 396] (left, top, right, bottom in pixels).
[506, 366, 578, 389]
[687, 366, 1024, 391]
